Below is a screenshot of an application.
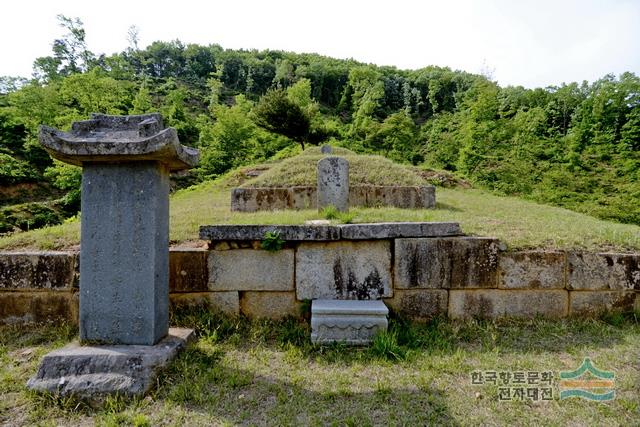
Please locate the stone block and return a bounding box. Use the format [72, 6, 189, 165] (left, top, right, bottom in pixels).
[384, 289, 448, 321]
[290, 186, 316, 209]
[209, 249, 294, 291]
[0, 291, 78, 324]
[394, 237, 500, 289]
[170, 292, 240, 316]
[448, 290, 568, 319]
[498, 251, 566, 289]
[240, 291, 301, 319]
[311, 299, 388, 345]
[169, 249, 208, 292]
[348, 186, 369, 207]
[317, 156, 349, 212]
[231, 187, 292, 212]
[296, 241, 392, 300]
[339, 222, 462, 240]
[568, 252, 640, 290]
[200, 224, 340, 241]
[569, 291, 638, 315]
[27, 328, 194, 399]
[0, 252, 78, 290]
[80, 162, 170, 345]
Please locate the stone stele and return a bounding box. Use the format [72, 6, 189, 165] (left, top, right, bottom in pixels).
[30, 113, 198, 398]
[39, 113, 198, 345]
[317, 156, 349, 212]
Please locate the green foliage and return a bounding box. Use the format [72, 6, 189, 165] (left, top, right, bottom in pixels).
[43, 161, 82, 211]
[260, 231, 285, 252]
[130, 82, 153, 114]
[0, 153, 38, 185]
[197, 96, 258, 178]
[253, 88, 310, 149]
[0, 25, 639, 235]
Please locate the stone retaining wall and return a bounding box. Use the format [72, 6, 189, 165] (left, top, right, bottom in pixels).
[231, 185, 436, 212]
[1, 227, 638, 323]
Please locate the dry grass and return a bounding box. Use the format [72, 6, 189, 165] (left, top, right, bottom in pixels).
[1, 314, 639, 426]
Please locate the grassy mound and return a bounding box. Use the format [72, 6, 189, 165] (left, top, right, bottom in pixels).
[241, 146, 426, 188]
[1, 175, 639, 251]
[1, 148, 639, 251]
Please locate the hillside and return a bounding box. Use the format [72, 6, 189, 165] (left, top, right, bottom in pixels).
[0, 16, 638, 236]
[1, 151, 638, 252]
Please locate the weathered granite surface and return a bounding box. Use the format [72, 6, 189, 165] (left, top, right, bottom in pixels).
[27, 328, 194, 398]
[311, 299, 388, 345]
[384, 289, 448, 321]
[568, 252, 640, 290]
[498, 251, 566, 289]
[200, 224, 340, 241]
[80, 162, 169, 345]
[317, 156, 349, 212]
[340, 222, 462, 240]
[240, 291, 301, 319]
[0, 291, 77, 324]
[230, 185, 437, 212]
[569, 291, 637, 315]
[449, 290, 568, 319]
[169, 249, 208, 293]
[200, 222, 463, 242]
[0, 252, 78, 290]
[208, 249, 294, 291]
[39, 113, 198, 170]
[394, 237, 500, 289]
[360, 185, 436, 209]
[296, 241, 392, 300]
[170, 292, 240, 316]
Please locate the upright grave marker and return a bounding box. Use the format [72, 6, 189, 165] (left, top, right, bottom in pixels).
[317, 156, 349, 212]
[28, 113, 199, 398]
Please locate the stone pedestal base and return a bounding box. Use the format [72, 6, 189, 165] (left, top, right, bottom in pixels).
[311, 300, 388, 345]
[27, 328, 194, 399]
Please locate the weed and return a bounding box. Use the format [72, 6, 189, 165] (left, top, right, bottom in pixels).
[369, 329, 407, 361]
[321, 205, 340, 220]
[260, 230, 285, 251]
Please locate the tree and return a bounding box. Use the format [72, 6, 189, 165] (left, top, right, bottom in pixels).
[371, 110, 417, 162]
[198, 96, 257, 176]
[252, 88, 310, 149]
[33, 15, 95, 82]
[130, 81, 153, 114]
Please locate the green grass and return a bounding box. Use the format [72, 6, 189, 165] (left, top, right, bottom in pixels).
[1, 173, 639, 251]
[1, 313, 639, 425]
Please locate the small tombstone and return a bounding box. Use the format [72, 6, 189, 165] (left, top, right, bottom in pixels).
[317, 156, 349, 212]
[320, 144, 332, 154]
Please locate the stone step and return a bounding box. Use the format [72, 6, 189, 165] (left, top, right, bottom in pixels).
[310, 299, 388, 345]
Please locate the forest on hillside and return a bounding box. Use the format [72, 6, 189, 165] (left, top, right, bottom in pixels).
[0, 16, 639, 233]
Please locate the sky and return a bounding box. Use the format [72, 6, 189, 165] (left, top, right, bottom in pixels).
[1, 0, 639, 88]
